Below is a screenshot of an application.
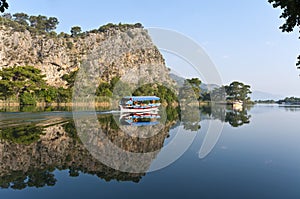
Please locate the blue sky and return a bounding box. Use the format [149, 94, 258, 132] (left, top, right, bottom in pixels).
[6, 0, 300, 96]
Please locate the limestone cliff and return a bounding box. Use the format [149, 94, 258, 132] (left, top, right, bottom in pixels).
[0, 23, 170, 87]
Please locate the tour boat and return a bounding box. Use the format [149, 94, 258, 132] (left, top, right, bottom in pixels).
[119, 96, 161, 112]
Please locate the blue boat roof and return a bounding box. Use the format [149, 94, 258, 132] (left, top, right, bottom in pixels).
[122, 96, 160, 101]
[130, 121, 159, 126]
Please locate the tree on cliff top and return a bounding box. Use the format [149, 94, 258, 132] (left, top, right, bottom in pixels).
[71, 26, 82, 37]
[13, 13, 29, 26]
[29, 15, 59, 32]
[269, 0, 300, 67]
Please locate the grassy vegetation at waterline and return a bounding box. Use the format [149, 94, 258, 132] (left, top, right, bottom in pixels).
[0, 66, 179, 106]
[0, 66, 71, 105]
[255, 97, 300, 105]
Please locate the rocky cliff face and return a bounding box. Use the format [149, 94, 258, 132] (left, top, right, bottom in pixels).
[0, 24, 170, 87]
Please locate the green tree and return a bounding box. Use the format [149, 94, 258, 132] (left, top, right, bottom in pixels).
[210, 86, 226, 102]
[0, 0, 8, 13]
[29, 15, 59, 32]
[62, 70, 78, 87]
[96, 82, 112, 97]
[0, 80, 14, 100]
[71, 26, 82, 37]
[179, 78, 201, 102]
[2, 12, 12, 19]
[13, 13, 29, 26]
[20, 91, 36, 105]
[29, 15, 46, 31]
[46, 17, 59, 32]
[269, 0, 300, 66]
[0, 66, 47, 101]
[225, 81, 251, 102]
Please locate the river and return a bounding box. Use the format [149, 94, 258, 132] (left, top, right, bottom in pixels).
[0, 104, 299, 198]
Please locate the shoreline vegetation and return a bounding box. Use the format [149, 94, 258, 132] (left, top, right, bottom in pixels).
[0, 64, 254, 109]
[0, 13, 254, 110]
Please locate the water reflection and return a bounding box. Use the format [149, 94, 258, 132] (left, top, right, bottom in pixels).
[200, 105, 252, 127]
[282, 106, 300, 112]
[0, 118, 145, 190]
[0, 105, 253, 189]
[119, 112, 161, 126]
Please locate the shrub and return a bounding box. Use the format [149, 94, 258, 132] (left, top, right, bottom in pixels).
[20, 92, 36, 105]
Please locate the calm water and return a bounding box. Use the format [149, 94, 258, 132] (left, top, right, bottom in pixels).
[0, 105, 300, 198]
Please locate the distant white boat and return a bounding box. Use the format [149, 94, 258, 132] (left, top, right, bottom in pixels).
[119, 96, 161, 113]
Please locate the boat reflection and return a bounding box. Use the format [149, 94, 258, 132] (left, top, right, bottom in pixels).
[119, 112, 161, 126]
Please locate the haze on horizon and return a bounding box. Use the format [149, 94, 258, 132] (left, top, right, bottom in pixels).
[5, 0, 300, 97]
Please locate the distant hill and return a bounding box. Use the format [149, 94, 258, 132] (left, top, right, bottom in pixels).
[251, 90, 284, 101]
[200, 83, 219, 92]
[169, 73, 185, 86]
[169, 73, 219, 93]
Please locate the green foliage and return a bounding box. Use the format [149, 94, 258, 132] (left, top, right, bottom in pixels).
[96, 82, 111, 97]
[225, 81, 251, 102]
[62, 120, 82, 143]
[269, 0, 300, 66]
[13, 13, 29, 26]
[45, 17, 59, 32]
[0, 66, 47, 100]
[209, 86, 226, 102]
[0, 0, 8, 13]
[0, 124, 43, 145]
[0, 66, 72, 104]
[277, 96, 300, 104]
[0, 12, 59, 34]
[71, 26, 82, 37]
[20, 92, 36, 105]
[62, 70, 78, 87]
[255, 99, 276, 104]
[165, 106, 180, 122]
[0, 169, 57, 190]
[201, 92, 211, 101]
[225, 110, 251, 127]
[28, 15, 59, 32]
[179, 78, 202, 102]
[98, 22, 143, 33]
[132, 83, 178, 105]
[66, 41, 73, 49]
[269, 0, 300, 33]
[98, 114, 119, 130]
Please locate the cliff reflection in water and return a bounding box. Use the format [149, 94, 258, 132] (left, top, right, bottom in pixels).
[0, 108, 177, 190]
[0, 105, 251, 189]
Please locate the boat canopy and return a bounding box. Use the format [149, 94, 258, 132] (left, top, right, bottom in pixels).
[127, 121, 159, 126]
[122, 96, 160, 102]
